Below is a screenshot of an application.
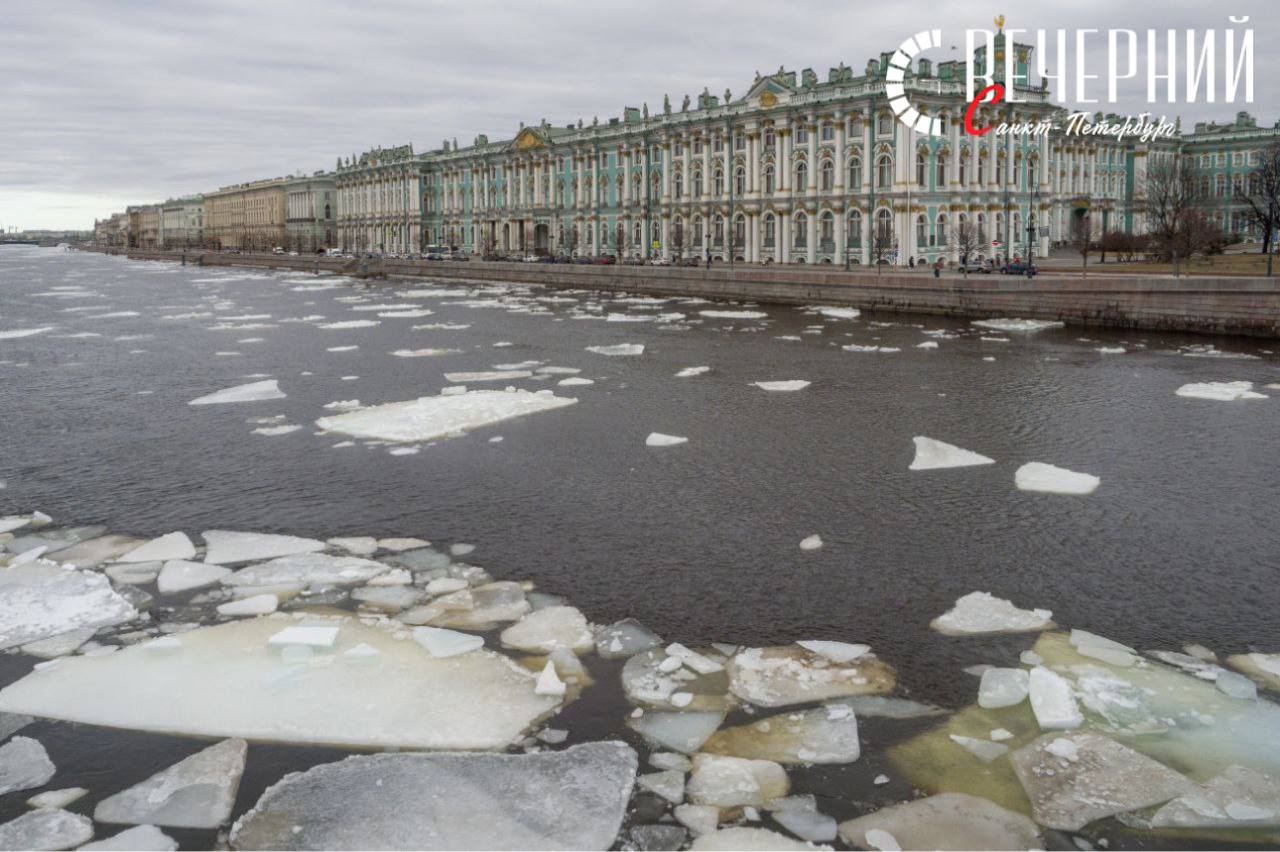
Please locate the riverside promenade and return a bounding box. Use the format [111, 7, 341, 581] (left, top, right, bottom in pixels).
[103, 248, 1280, 339]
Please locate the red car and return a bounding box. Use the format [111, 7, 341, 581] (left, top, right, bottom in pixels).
[592, 254, 616, 265]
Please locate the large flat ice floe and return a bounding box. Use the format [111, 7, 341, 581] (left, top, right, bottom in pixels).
[753, 380, 810, 392]
[188, 379, 286, 406]
[0, 616, 562, 750]
[838, 793, 1041, 852]
[908, 437, 995, 471]
[201, 530, 325, 565]
[1014, 462, 1101, 495]
[0, 561, 137, 651]
[1175, 381, 1269, 402]
[586, 343, 644, 356]
[94, 738, 246, 829]
[315, 389, 577, 443]
[229, 742, 637, 850]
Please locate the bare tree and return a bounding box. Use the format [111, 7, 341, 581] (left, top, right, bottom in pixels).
[1237, 139, 1280, 276]
[1146, 156, 1222, 272]
[954, 220, 982, 275]
[671, 221, 684, 262]
[870, 219, 895, 276]
[1071, 213, 1094, 276]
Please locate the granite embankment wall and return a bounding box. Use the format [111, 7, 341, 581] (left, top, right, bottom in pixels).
[104, 248, 1280, 339]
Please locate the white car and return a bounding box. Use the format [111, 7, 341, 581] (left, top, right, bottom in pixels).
[523, 254, 540, 263]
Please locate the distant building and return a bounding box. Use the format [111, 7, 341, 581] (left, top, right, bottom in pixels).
[284, 174, 336, 252]
[203, 178, 288, 250]
[334, 145, 426, 253]
[1184, 112, 1279, 242]
[94, 212, 129, 246]
[127, 204, 160, 249]
[159, 196, 204, 249]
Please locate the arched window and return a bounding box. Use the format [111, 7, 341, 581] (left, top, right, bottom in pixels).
[795, 161, 808, 191]
[600, 224, 609, 246]
[674, 172, 683, 199]
[959, 157, 967, 185]
[764, 165, 776, 194]
[734, 214, 745, 247]
[977, 157, 986, 184]
[794, 212, 808, 247]
[874, 208, 893, 249]
[693, 170, 703, 198]
[916, 152, 927, 186]
[936, 158, 946, 187]
[714, 168, 724, 197]
[674, 218, 684, 247]
[936, 213, 947, 245]
[977, 213, 987, 243]
[820, 211, 834, 247]
[847, 210, 862, 247]
[877, 113, 891, 135]
[734, 166, 746, 196]
[877, 155, 892, 188]
[916, 214, 927, 247]
[820, 160, 835, 191]
[763, 213, 776, 247]
[693, 216, 704, 245]
[713, 215, 725, 247]
[848, 157, 862, 189]
[323, 203, 331, 219]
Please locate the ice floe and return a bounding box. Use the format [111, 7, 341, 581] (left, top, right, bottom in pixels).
[586, 343, 645, 356]
[0, 327, 54, 340]
[752, 380, 810, 392]
[646, 432, 688, 447]
[94, 738, 246, 829]
[728, 645, 895, 708]
[1014, 462, 1101, 495]
[316, 389, 577, 443]
[686, 753, 789, 807]
[224, 552, 387, 587]
[0, 562, 137, 651]
[188, 379, 286, 406]
[930, 591, 1054, 635]
[702, 704, 860, 764]
[443, 370, 533, 382]
[0, 809, 93, 850]
[699, 310, 768, 320]
[676, 366, 710, 377]
[500, 606, 594, 653]
[229, 742, 636, 850]
[116, 531, 196, 563]
[80, 825, 178, 851]
[0, 615, 560, 750]
[1151, 764, 1280, 828]
[690, 827, 826, 850]
[202, 530, 325, 565]
[909, 437, 995, 471]
[1175, 381, 1268, 401]
[838, 794, 1041, 851]
[972, 318, 1064, 333]
[0, 736, 55, 795]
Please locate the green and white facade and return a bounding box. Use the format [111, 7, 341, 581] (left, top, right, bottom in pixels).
[329, 34, 1277, 263]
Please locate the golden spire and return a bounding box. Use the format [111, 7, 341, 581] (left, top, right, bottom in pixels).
[995, 14, 1005, 31]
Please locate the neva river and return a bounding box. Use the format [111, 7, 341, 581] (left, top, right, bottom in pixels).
[1, 246, 1279, 848]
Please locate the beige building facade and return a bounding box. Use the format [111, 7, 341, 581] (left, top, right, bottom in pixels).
[203, 178, 287, 250]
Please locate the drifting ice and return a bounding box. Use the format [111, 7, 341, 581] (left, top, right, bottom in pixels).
[646, 432, 689, 447]
[753, 380, 810, 392]
[316, 389, 577, 442]
[586, 343, 645, 356]
[1015, 462, 1101, 495]
[971, 318, 1064, 333]
[1175, 381, 1268, 402]
[188, 380, 286, 405]
[909, 437, 995, 471]
[202, 530, 325, 565]
[0, 561, 137, 651]
[94, 738, 247, 829]
[930, 591, 1053, 635]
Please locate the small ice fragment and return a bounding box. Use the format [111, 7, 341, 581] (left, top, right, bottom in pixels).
[534, 660, 567, 697]
[978, 668, 1030, 708]
[865, 828, 902, 851]
[798, 535, 823, 551]
[908, 437, 995, 471]
[412, 626, 483, 658]
[676, 366, 710, 377]
[585, 344, 644, 356]
[874, 774, 889, 784]
[1175, 381, 1267, 402]
[117, 532, 196, 563]
[752, 380, 809, 392]
[647, 432, 689, 447]
[268, 625, 339, 650]
[795, 641, 868, 663]
[1015, 462, 1101, 496]
[188, 379, 285, 405]
[216, 594, 278, 617]
[1028, 667, 1083, 730]
[930, 591, 1053, 635]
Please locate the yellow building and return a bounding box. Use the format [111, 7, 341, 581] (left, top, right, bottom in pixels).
[203, 178, 288, 250]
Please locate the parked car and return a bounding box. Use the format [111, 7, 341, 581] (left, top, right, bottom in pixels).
[572, 255, 594, 264]
[958, 260, 991, 274]
[522, 254, 540, 263]
[271, 247, 285, 255]
[425, 250, 445, 260]
[592, 254, 617, 265]
[1001, 261, 1038, 276]
[649, 257, 671, 266]
[449, 251, 469, 261]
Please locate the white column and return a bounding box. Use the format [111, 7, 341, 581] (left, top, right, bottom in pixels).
[807, 118, 818, 194]
[862, 110, 873, 193]
[661, 143, 672, 201]
[834, 113, 846, 195]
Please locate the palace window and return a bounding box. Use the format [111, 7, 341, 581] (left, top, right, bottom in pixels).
[764, 165, 775, 194]
[977, 213, 987, 243]
[875, 208, 892, 245]
[821, 123, 834, 142]
[820, 211, 834, 248]
[794, 212, 807, 247]
[694, 216, 704, 245]
[674, 218, 684, 246]
[634, 221, 642, 245]
[763, 213, 776, 247]
[877, 114, 891, 135]
[734, 214, 745, 247]
[796, 126, 809, 144]
[936, 214, 947, 245]
[713, 215, 724, 246]
[694, 139, 703, 155]
[916, 215, 927, 247]
[734, 166, 746, 196]
[916, 152, 927, 186]
[977, 157, 985, 184]
[876, 155, 892, 187]
[959, 157, 967, 184]
[714, 136, 724, 153]
[820, 160, 834, 191]
[795, 161, 808, 190]
[673, 141, 683, 156]
[735, 133, 745, 151]
[714, 168, 724, 196]
[847, 210, 862, 247]
[693, 170, 703, 197]
[848, 157, 861, 188]
[764, 129, 776, 150]
[936, 159, 946, 186]
[674, 173, 683, 198]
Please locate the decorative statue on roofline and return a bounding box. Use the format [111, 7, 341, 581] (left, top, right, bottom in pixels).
[663, 94, 671, 115]
[682, 94, 690, 112]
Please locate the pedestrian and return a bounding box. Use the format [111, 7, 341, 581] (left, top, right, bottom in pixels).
[706, 255, 712, 270]
[933, 261, 941, 279]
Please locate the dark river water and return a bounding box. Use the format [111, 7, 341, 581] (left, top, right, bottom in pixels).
[1, 246, 1278, 848]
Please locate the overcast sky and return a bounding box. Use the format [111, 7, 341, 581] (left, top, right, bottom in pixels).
[1, 0, 1275, 229]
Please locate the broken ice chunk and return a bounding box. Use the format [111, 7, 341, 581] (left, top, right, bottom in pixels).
[586, 343, 645, 356]
[188, 379, 285, 405]
[972, 318, 1063, 333]
[0, 809, 93, 851]
[215, 594, 278, 616]
[1010, 731, 1193, 831]
[412, 626, 483, 658]
[116, 532, 196, 563]
[534, 660, 567, 697]
[930, 591, 1054, 636]
[156, 560, 231, 595]
[838, 794, 1041, 851]
[0, 562, 137, 651]
[1228, 652, 1280, 692]
[909, 437, 995, 471]
[675, 803, 721, 837]
[20, 628, 96, 660]
[1152, 764, 1280, 828]
[94, 738, 246, 829]
[978, 668, 1030, 709]
[595, 618, 662, 659]
[638, 769, 686, 803]
[79, 824, 178, 851]
[229, 742, 637, 850]
[223, 553, 387, 588]
[686, 753, 789, 807]
[628, 711, 727, 754]
[401, 581, 529, 630]
[798, 535, 823, 551]
[1216, 670, 1259, 701]
[45, 534, 145, 568]
[773, 808, 838, 844]
[0, 736, 56, 796]
[201, 530, 325, 565]
[702, 705, 861, 764]
[1015, 462, 1101, 496]
[25, 787, 87, 809]
[104, 561, 162, 586]
[728, 645, 894, 708]
[795, 641, 869, 664]
[676, 366, 711, 377]
[948, 734, 1010, 763]
[690, 827, 825, 850]
[646, 432, 688, 447]
[1070, 629, 1137, 666]
[500, 606, 594, 654]
[267, 625, 339, 650]
[1028, 666, 1083, 730]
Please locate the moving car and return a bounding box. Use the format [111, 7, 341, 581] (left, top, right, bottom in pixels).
[958, 260, 991, 273]
[1001, 261, 1038, 276]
